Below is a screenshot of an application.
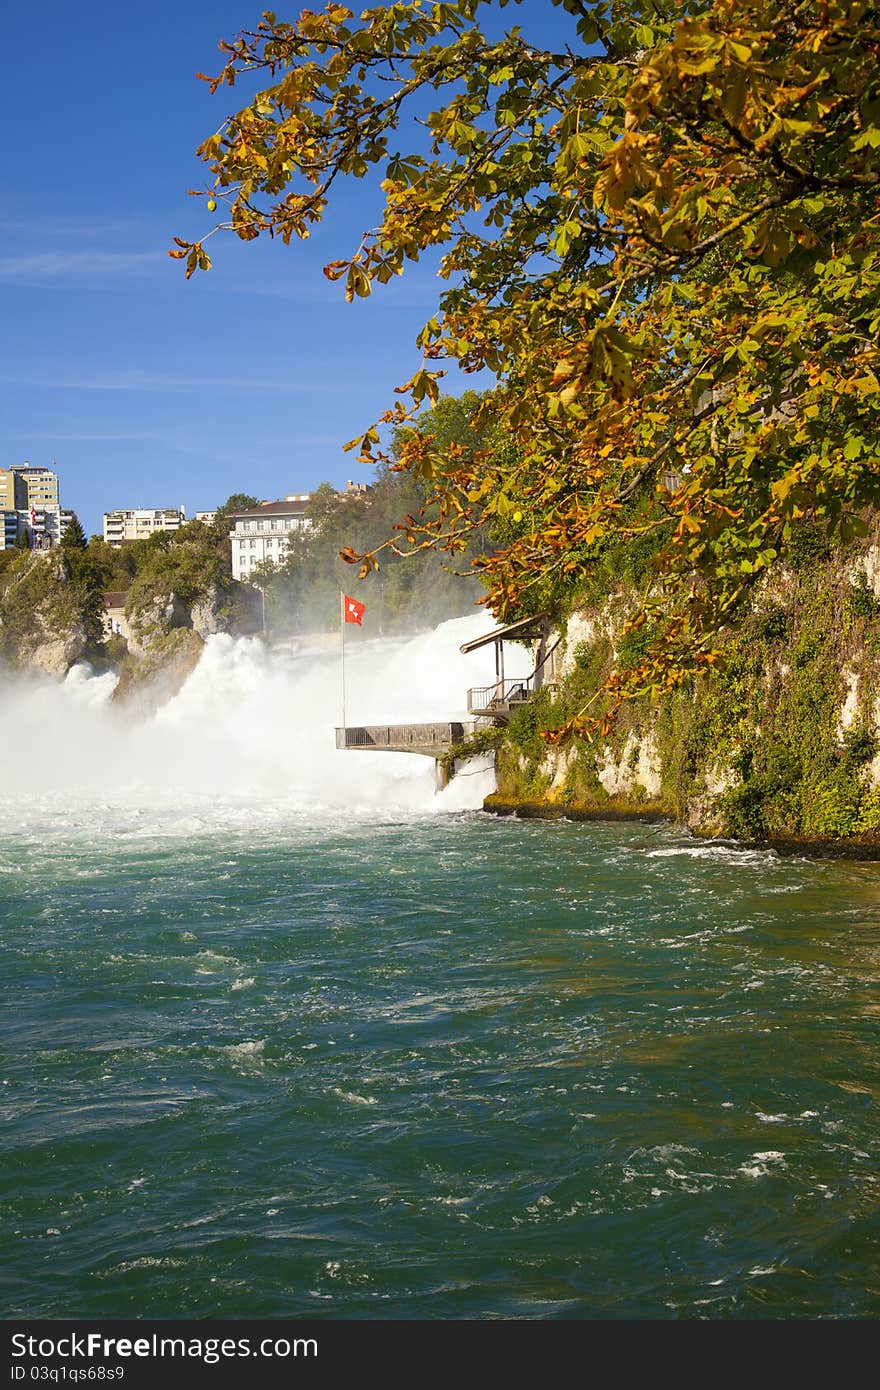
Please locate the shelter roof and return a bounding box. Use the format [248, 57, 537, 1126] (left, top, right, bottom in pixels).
[459, 612, 551, 654]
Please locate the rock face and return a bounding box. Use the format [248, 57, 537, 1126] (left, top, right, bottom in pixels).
[0, 551, 89, 677]
[115, 587, 205, 708]
[111, 628, 205, 712]
[489, 524, 880, 853]
[22, 624, 89, 679]
[189, 582, 261, 641]
[112, 580, 262, 707]
[126, 592, 190, 657]
[1, 546, 261, 710]
[190, 586, 227, 641]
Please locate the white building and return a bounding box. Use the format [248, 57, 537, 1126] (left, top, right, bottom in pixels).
[103, 506, 186, 547]
[0, 506, 74, 550]
[101, 590, 131, 642]
[229, 495, 311, 582]
[28, 505, 74, 550]
[194, 510, 217, 526]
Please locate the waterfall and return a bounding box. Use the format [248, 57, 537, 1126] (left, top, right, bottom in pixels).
[0, 614, 533, 835]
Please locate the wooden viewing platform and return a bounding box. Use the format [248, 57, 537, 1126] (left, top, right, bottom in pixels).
[334, 612, 559, 789]
[335, 722, 479, 789]
[335, 721, 477, 757]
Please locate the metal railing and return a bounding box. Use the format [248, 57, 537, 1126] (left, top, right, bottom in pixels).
[466, 677, 536, 714]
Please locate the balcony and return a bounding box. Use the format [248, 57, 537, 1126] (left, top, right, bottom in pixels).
[466, 677, 541, 720]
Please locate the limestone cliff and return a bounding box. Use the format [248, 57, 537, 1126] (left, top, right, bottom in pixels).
[0, 542, 261, 706]
[112, 580, 260, 710]
[0, 551, 89, 677]
[486, 523, 880, 853]
[111, 627, 206, 713]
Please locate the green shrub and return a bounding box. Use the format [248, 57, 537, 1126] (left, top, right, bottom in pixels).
[505, 690, 549, 761]
[845, 571, 880, 622]
[722, 781, 768, 838]
[616, 621, 653, 671]
[103, 633, 129, 666]
[856, 789, 880, 833]
[792, 630, 822, 668]
[801, 776, 862, 839]
[787, 522, 831, 569]
[841, 724, 877, 771]
[755, 604, 789, 643]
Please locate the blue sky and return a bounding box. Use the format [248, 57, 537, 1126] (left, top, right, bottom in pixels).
[1, 1, 572, 534]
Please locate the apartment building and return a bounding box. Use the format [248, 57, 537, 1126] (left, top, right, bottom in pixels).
[13, 465, 60, 510]
[229, 495, 311, 581]
[0, 465, 69, 549]
[0, 468, 19, 512]
[103, 506, 186, 547]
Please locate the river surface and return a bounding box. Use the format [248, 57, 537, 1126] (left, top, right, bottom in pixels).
[2, 621, 879, 1318]
[2, 810, 879, 1320]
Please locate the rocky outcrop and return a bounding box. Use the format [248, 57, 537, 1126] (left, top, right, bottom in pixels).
[190, 585, 228, 640]
[125, 591, 190, 657]
[125, 580, 261, 651]
[111, 628, 205, 712]
[20, 623, 89, 679]
[114, 585, 205, 709]
[111, 579, 263, 705]
[190, 582, 261, 640]
[0, 551, 89, 676]
[1, 531, 260, 700]
[487, 525, 880, 853]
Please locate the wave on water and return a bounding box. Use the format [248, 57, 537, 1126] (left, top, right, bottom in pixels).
[646, 844, 779, 865]
[0, 614, 531, 837]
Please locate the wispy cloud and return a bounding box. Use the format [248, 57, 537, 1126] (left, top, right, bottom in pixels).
[2, 367, 337, 394]
[0, 213, 160, 239]
[14, 430, 165, 442]
[226, 265, 448, 311]
[0, 249, 164, 282]
[15, 429, 348, 456]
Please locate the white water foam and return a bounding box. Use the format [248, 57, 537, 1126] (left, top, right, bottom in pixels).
[0, 613, 530, 836]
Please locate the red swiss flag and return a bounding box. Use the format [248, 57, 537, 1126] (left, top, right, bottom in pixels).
[343, 594, 365, 626]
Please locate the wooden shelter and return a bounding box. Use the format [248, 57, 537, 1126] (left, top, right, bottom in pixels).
[333, 612, 558, 790]
[460, 612, 557, 721]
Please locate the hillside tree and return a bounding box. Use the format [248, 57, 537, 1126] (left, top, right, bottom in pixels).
[174, 0, 880, 734]
[61, 514, 87, 551]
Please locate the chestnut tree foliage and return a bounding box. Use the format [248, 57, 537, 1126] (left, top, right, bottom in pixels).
[175, 0, 880, 736]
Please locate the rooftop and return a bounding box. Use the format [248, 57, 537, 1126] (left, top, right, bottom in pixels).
[459, 612, 551, 654]
[232, 498, 311, 519]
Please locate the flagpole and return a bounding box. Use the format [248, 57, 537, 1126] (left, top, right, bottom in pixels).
[340, 590, 347, 731]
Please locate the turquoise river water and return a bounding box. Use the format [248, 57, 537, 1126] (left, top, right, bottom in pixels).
[3, 813, 880, 1320]
[1, 624, 879, 1319]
